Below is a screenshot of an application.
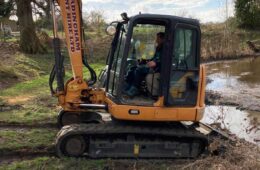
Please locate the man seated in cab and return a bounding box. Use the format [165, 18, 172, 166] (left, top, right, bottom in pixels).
[125, 32, 165, 97]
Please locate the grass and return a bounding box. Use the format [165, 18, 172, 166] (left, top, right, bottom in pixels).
[0, 129, 57, 151]
[0, 75, 50, 97]
[0, 45, 109, 169]
[0, 97, 58, 124]
[0, 69, 102, 124]
[0, 64, 17, 79]
[0, 157, 108, 170]
[0, 52, 105, 124]
[0, 50, 107, 169]
[0, 155, 182, 170]
[0, 63, 105, 97]
[0, 52, 55, 89]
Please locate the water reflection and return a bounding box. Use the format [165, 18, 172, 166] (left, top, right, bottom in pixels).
[202, 106, 260, 145]
[206, 57, 260, 87]
[206, 57, 260, 110]
[205, 58, 260, 144]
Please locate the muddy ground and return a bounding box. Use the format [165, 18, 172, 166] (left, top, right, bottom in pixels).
[0, 100, 259, 169]
[0, 42, 260, 169]
[204, 58, 260, 145]
[0, 126, 259, 170]
[206, 89, 260, 112]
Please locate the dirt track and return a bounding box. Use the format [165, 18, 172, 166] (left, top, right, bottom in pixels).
[0, 145, 54, 165]
[0, 129, 259, 169]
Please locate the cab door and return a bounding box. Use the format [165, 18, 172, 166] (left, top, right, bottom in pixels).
[166, 23, 200, 106]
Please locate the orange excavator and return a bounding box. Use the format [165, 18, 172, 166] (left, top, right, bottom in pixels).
[49, 0, 214, 158]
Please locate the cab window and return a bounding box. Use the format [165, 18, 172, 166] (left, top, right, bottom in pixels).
[173, 28, 197, 69]
[167, 26, 199, 106]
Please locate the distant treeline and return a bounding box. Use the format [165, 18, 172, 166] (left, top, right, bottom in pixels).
[235, 0, 260, 29]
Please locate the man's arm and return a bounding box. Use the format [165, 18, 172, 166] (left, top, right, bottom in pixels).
[147, 50, 160, 68]
[147, 61, 157, 68]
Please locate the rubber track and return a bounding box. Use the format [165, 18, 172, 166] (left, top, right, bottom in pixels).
[56, 122, 208, 157]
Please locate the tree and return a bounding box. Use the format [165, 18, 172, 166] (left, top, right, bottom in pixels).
[235, 0, 260, 29]
[32, 0, 51, 19]
[32, 0, 52, 28]
[84, 11, 105, 34]
[15, 0, 45, 53]
[0, 0, 14, 18]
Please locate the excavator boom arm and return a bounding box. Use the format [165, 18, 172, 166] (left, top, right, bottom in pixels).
[57, 0, 84, 79]
[50, 0, 97, 106]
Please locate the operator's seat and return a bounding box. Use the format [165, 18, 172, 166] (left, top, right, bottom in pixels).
[145, 72, 160, 96]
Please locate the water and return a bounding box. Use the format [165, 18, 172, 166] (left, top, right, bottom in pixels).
[204, 57, 260, 145]
[202, 106, 260, 145]
[206, 58, 260, 90]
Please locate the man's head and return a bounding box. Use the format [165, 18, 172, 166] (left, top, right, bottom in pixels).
[156, 32, 165, 46]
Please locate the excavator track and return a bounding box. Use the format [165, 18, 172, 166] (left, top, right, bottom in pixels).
[56, 121, 208, 158]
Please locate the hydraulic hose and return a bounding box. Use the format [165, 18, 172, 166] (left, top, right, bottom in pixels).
[78, 0, 97, 86]
[82, 54, 97, 86]
[49, 64, 56, 95]
[49, 1, 64, 95]
[49, 38, 65, 95]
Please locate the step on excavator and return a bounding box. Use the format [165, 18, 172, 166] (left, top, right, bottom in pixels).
[49, 0, 223, 158]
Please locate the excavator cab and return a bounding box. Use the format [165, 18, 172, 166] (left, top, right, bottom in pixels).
[105, 14, 202, 108]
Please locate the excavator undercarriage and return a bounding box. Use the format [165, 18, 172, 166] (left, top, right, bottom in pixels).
[56, 120, 209, 158]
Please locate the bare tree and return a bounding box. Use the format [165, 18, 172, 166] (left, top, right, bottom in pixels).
[31, 0, 51, 22]
[84, 10, 105, 34]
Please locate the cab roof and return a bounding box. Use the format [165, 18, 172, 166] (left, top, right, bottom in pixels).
[129, 13, 200, 26]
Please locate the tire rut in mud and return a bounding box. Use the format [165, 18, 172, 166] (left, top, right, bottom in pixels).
[0, 122, 57, 130]
[0, 146, 55, 164]
[0, 123, 57, 164]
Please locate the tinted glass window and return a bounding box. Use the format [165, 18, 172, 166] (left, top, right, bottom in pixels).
[108, 26, 126, 95]
[173, 28, 197, 69]
[167, 27, 198, 106]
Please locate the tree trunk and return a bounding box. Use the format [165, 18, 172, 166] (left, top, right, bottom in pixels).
[45, 0, 51, 23]
[15, 0, 45, 54]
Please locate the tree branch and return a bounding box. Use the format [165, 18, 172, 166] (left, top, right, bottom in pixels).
[31, 0, 47, 11]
